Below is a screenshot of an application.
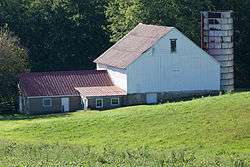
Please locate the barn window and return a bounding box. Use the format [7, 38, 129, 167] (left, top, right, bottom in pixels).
[43, 98, 52, 107]
[111, 98, 120, 106]
[209, 19, 219, 24]
[170, 39, 177, 53]
[96, 99, 103, 108]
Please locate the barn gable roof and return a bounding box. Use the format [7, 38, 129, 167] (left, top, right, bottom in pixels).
[19, 70, 114, 97]
[94, 23, 173, 69]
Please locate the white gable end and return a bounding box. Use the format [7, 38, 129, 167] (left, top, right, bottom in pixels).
[126, 28, 220, 93]
[97, 63, 128, 91]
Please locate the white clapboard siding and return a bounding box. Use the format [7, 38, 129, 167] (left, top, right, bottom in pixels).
[126, 28, 220, 94]
[97, 63, 127, 91]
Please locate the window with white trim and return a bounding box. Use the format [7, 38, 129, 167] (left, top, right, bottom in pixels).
[96, 99, 103, 108]
[111, 98, 120, 106]
[43, 98, 52, 107]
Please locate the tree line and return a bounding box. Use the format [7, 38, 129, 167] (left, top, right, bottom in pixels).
[0, 0, 249, 113]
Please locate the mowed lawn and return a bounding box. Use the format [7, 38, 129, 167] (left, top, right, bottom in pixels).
[0, 92, 250, 165]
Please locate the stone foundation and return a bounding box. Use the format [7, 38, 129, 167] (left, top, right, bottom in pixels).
[124, 90, 220, 105]
[123, 94, 146, 106]
[157, 90, 219, 103]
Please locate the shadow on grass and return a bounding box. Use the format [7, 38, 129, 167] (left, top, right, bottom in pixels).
[1, 91, 248, 121]
[0, 112, 74, 121]
[0, 93, 221, 120]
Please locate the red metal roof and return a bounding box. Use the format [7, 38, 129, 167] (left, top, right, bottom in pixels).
[75, 86, 126, 98]
[94, 23, 173, 68]
[19, 70, 114, 97]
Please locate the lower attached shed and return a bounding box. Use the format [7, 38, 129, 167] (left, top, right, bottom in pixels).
[76, 86, 126, 110]
[19, 95, 81, 114]
[18, 70, 124, 114]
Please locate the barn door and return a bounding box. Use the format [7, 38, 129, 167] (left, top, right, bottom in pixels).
[61, 98, 69, 112]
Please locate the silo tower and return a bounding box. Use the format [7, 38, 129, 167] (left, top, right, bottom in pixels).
[201, 11, 234, 91]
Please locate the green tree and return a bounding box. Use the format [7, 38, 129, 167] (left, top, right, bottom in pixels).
[0, 0, 110, 72]
[0, 26, 28, 113]
[106, 0, 213, 43]
[105, 0, 143, 42]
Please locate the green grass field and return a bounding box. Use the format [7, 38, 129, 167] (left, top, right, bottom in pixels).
[0, 92, 250, 166]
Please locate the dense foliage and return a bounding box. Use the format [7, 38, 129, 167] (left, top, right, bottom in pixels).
[106, 0, 213, 42]
[0, 0, 249, 112]
[0, 0, 110, 71]
[0, 27, 27, 113]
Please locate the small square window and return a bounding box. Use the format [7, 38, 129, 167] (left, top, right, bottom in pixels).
[170, 39, 177, 53]
[43, 98, 52, 107]
[96, 99, 103, 108]
[111, 98, 120, 106]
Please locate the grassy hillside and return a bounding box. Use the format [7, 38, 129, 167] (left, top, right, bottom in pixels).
[0, 92, 250, 166]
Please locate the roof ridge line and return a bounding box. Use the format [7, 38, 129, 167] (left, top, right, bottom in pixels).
[93, 24, 142, 64]
[94, 23, 174, 68]
[19, 70, 107, 76]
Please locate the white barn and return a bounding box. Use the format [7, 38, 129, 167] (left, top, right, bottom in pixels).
[95, 23, 220, 104]
[18, 23, 221, 114]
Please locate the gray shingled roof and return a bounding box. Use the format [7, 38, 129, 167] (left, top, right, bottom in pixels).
[94, 23, 173, 68]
